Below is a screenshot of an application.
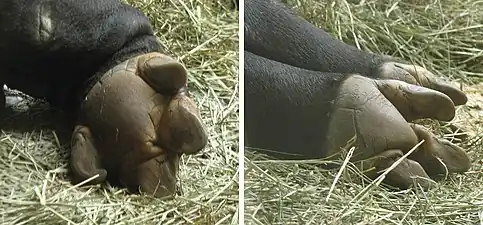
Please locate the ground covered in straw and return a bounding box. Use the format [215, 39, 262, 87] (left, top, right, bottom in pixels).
[0, 0, 239, 224]
[245, 0, 483, 224]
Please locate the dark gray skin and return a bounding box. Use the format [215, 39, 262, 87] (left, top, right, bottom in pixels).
[0, 0, 208, 198]
[245, 51, 470, 189]
[0, 0, 162, 108]
[245, 50, 345, 159]
[245, 0, 382, 76]
[244, 0, 467, 106]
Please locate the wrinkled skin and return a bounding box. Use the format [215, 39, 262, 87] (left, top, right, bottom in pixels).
[70, 52, 208, 197]
[326, 75, 470, 189]
[244, 53, 470, 191]
[330, 57, 470, 189]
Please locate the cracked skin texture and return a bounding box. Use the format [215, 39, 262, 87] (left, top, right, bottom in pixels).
[245, 52, 470, 190]
[0, 0, 208, 198]
[244, 0, 470, 190]
[325, 75, 470, 189]
[325, 75, 454, 160]
[71, 52, 208, 198]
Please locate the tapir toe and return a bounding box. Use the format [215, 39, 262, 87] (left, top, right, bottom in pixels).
[137, 53, 188, 95]
[120, 153, 179, 198]
[377, 62, 467, 106]
[158, 94, 208, 155]
[409, 123, 471, 177]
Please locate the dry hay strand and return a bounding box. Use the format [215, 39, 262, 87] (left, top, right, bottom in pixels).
[245, 0, 483, 224]
[0, 0, 239, 224]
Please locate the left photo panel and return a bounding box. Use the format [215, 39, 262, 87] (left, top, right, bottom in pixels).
[0, 0, 239, 224]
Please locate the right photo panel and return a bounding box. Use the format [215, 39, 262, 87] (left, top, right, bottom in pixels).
[243, 0, 482, 224]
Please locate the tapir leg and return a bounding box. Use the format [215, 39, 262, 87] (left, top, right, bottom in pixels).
[245, 0, 467, 106]
[361, 149, 435, 190]
[408, 123, 471, 177]
[245, 0, 383, 76]
[70, 125, 107, 184]
[244, 51, 346, 159]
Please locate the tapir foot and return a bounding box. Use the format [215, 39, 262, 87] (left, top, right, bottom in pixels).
[137, 52, 188, 95]
[119, 153, 179, 198]
[408, 123, 471, 177]
[377, 62, 467, 106]
[373, 78, 471, 176]
[70, 125, 107, 185]
[362, 149, 435, 190]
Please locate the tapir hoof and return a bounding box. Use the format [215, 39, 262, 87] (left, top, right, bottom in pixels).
[363, 149, 436, 190]
[157, 94, 208, 155]
[375, 79, 456, 122]
[328, 75, 468, 190]
[377, 62, 467, 106]
[70, 125, 107, 185]
[75, 51, 208, 197]
[409, 123, 471, 177]
[120, 153, 180, 198]
[384, 157, 435, 190]
[137, 53, 188, 95]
